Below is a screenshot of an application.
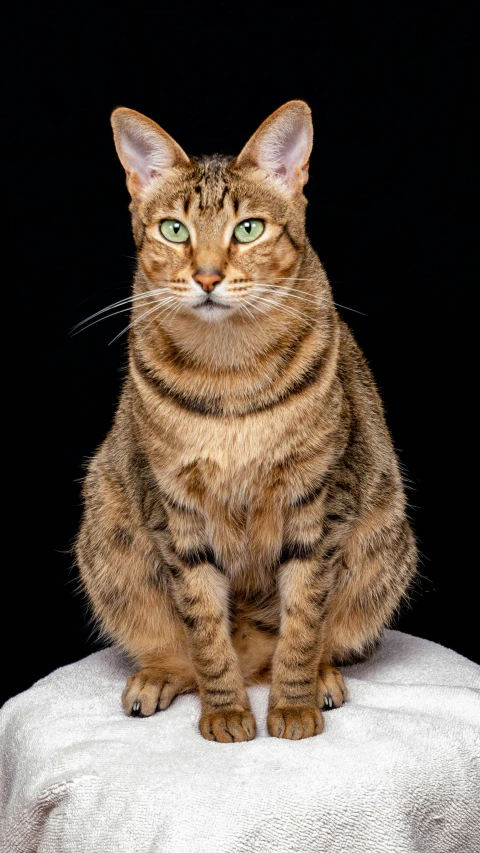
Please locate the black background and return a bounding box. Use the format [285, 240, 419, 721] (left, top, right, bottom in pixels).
[7, 1, 477, 705]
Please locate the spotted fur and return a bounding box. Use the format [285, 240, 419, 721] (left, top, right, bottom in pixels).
[76, 102, 417, 742]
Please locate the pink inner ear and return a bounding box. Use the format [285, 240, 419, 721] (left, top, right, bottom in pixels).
[120, 128, 176, 186]
[258, 116, 311, 186]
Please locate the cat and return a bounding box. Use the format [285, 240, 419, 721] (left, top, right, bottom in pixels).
[76, 101, 417, 742]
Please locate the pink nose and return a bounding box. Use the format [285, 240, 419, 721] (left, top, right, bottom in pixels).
[193, 273, 222, 293]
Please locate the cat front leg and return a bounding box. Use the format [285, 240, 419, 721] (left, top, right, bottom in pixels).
[267, 545, 341, 739]
[167, 552, 256, 742]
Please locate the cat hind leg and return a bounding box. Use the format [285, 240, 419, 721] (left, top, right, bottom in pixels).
[316, 663, 347, 710]
[122, 653, 197, 717]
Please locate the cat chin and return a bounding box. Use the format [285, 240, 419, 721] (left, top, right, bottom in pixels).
[190, 302, 235, 322]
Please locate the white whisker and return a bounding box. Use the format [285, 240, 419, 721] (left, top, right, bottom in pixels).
[332, 302, 366, 316]
[108, 298, 178, 345]
[249, 293, 317, 328]
[71, 287, 174, 333]
[241, 302, 263, 330]
[255, 283, 328, 308]
[70, 302, 157, 337]
[255, 282, 367, 316]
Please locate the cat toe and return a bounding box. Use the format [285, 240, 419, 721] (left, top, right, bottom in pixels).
[316, 665, 347, 710]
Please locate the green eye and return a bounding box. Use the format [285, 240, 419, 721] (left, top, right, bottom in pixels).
[159, 220, 190, 243]
[234, 219, 264, 243]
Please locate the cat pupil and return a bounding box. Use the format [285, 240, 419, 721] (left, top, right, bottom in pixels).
[173, 222, 180, 233]
[245, 221, 251, 233]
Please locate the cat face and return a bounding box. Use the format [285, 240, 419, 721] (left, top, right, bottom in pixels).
[112, 102, 313, 324]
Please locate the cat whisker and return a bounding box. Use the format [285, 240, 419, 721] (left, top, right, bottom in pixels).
[333, 302, 366, 316]
[157, 300, 183, 328]
[256, 282, 367, 316]
[71, 287, 173, 333]
[108, 297, 178, 345]
[249, 293, 317, 328]
[70, 304, 153, 337]
[252, 287, 319, 320]
[275, 277, 318, 282]
[256, 283, 329, 308]
[276, 276, 346, 286]
[238, 301, 263, 330]
[71, 294, 173, 337]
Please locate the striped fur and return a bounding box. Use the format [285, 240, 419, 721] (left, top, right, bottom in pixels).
[76, 102, 417, 742]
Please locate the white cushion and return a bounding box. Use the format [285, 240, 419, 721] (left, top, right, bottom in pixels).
[1, 630, 479, 853]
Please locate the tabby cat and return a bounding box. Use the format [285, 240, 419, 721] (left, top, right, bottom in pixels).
[76, 101, 417, 742]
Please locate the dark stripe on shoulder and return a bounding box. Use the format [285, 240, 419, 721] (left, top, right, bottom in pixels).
[280, 540, 319, 562]
[294, 477, 326, 506]
[265, 351, 325, 412]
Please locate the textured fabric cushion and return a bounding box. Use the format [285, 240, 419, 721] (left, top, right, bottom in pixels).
[1, 630, 479, 853]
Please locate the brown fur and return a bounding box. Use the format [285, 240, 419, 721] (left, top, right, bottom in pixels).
[76, 102, 417, 742]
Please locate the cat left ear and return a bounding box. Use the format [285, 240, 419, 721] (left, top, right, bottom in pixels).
[235, 101, 313, 196]
[111, 108, 190, 198]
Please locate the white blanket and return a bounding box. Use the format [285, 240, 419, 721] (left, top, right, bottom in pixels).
[1, 630, 479, 853]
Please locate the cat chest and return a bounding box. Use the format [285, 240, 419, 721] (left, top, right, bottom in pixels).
[147, 407, 333, 573]
[151, 406, 310, 508]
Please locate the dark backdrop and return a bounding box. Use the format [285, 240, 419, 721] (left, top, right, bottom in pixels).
[7, 1, 476, 705]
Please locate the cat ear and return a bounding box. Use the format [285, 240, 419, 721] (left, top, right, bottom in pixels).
[111, 108, 190, 197]
[236, 101, 313, 195]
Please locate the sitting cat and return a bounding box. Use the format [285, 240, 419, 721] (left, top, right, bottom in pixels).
[76, 101, 417, 742]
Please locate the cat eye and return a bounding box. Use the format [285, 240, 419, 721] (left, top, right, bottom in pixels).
[233, 219, 265, 243]
[159, 220, 190, 243]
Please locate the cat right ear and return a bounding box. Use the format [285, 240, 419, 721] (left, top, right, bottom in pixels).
[111, 108, 190, 198]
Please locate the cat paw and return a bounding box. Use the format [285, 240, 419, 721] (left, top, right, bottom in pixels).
[267, 705, 324, 739]
[199, 708, 256, 743]
[316, 665, 347, 710]
[122, 667, 193, 717]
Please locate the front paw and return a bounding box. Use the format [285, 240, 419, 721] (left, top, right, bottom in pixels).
[267, 705, 324, 740]
[200, 707, 256, 743]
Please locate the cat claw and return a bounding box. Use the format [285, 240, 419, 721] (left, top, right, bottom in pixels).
[317, 666, 347, 710]
[131, 700, 141, 715]
[324, 693, 333, 709]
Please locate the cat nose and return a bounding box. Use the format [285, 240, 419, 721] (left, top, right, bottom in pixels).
[193, 271, 223, 292]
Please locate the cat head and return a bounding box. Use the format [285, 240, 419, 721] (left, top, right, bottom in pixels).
[111, 102, 313, 324]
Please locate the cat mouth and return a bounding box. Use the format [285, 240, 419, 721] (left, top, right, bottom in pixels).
[194, 296, 231, 312]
